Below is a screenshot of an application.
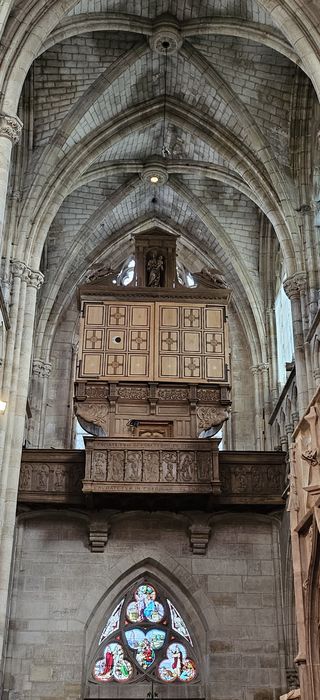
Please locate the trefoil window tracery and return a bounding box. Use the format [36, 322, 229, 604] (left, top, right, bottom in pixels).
[92, 581, 198, 686]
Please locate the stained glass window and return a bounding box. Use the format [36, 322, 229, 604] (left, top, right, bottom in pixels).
[92, 581, 198, 686]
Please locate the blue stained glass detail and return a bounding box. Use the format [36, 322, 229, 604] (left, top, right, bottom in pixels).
[158, 643, 196, 682]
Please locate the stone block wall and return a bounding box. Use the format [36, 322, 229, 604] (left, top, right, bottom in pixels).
[3, 511, 286, 699]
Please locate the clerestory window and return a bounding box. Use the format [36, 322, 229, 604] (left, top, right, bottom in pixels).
[92, 581, 198, 685]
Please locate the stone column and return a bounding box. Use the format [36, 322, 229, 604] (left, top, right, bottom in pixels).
[0, 114, 23, 261]
[260, 362, 271, 448]
[251, 363, 271, 450]
[251, 365, 263, 450]
[28, 358, 52, 447]
[266, 306, 278, 406]
[284, 274, 308, 414]
[0, 267, 43, 672]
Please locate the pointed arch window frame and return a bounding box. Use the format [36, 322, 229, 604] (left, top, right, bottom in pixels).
[91, 579, 199, 686]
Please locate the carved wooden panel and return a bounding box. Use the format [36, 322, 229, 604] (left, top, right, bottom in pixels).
[18, 449, 286, 505]
[79, 302, 154, 381]
[83, 438, 221, 494]
[155, 303, 228, 383]
[79, 302, 228, 383]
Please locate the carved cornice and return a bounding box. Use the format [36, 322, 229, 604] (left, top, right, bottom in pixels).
[283, 273, 307, 300]
[0, 113, 23, 144]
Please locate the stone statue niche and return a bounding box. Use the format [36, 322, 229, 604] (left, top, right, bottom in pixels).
[135, 231, 177, 287]
[146, 249, 165, 288]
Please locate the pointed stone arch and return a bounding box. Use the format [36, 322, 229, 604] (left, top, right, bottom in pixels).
[82, 555, 212, 698]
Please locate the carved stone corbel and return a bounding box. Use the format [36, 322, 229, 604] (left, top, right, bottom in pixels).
[89, 513, 111, 552]
[75, 401, 109, 434]
[188, 523, 211, 555]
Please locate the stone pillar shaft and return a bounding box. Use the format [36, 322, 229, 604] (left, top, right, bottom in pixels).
[284, 274, 308, 414]
[0, 264, 43, 665]
[0, 114, 22, 261]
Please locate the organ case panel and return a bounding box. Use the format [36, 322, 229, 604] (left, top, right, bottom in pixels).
[78, 301, 229, 384]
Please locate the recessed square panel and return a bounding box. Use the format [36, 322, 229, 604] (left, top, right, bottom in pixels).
[106, 354, 125, 376]
[160, 306, 179, 328]
[206, 357, 224, 379]
[160, 355, 179, 377]
[128, 355, 148, 376]
[205, 332, 223, 354]
[161, 331, 179, 352]
[183, 356, 201, 378]
[130, 330, 148, 352]
[205, 307, 223, 330]
[183, 307, 201, 328]
[82, 353, 103, 376]
[85, 304, 104, 326]
[108, 305, 127, 326]
[84, 329, 104, 350]
[107, 329, 126, 351]
[183, 331, 201, 353]
[131, 305, 150, 327]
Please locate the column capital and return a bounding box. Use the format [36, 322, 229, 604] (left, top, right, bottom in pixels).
[250, 363, 269, 375]
[11, 260, 26, 279]
[0, 113, 23, 144]
[28, 270, 44, 290]
[32, 358, 52, 378]
[283, 273, 307, 299]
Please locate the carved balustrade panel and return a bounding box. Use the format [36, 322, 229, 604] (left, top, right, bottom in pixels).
[219, 452, 286, 503]
[18, 449, 286, 505]
[83, 438, 220, 494]
[19, 451, 84, 503]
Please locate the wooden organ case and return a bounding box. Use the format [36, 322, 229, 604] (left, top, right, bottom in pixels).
[75, 231, 232, 496]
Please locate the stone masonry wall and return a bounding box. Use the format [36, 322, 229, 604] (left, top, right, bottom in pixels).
[3, 511, 286, 699]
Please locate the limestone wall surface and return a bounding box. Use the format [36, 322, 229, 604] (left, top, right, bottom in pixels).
[3, 511, 286, 700]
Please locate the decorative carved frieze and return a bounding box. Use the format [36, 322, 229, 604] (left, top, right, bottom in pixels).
[157, 387, 188, 401]
[188, 523, 211, 555]
[219, 453, 286, 500]
[18, 449, 286, 505]
[197, 387, 220, 402]
[0, 113, 23, 143]
[19, 452, 84, 504]
[83, 438, 220, 494]
[118, 386, 148, 400]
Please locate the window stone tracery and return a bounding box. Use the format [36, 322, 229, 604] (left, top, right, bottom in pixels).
[91, 581, 198, 686]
